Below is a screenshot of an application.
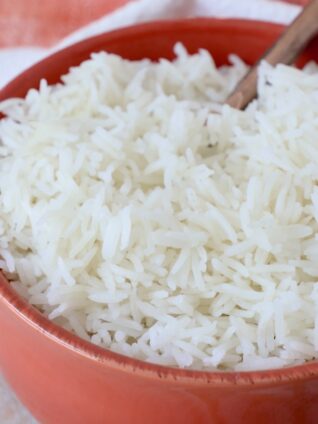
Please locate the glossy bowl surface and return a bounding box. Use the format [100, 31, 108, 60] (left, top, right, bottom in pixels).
[1, 18, 318, 424]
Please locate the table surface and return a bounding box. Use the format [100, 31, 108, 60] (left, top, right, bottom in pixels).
[0, 374, 36, 423]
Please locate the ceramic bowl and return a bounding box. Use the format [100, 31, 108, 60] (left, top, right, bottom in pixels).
[1, 18, 318, 424]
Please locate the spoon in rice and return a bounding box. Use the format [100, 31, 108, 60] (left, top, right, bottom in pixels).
[225, 0, 318, 110]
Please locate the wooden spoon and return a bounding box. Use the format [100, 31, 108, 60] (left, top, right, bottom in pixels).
[225, 0, 318, 110]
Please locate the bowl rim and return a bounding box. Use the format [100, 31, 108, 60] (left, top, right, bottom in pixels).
[1, 17, 318, 386]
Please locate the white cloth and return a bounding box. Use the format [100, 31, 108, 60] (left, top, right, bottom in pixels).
[0, 0, 300, 88]
[0, 0, 301, 423]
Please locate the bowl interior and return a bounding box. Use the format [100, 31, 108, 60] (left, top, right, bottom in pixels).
[2, 18, 318, 102]
[1, 18, 318, 384]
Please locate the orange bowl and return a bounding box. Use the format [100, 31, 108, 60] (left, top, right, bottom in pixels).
[1, 19, 318, 424]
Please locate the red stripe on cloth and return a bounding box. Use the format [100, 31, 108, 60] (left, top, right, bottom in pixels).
[279, 0, 307, 4]
[0, 0, 132, 47]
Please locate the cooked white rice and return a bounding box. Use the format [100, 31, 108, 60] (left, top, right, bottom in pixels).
[1, 43, 318, 371]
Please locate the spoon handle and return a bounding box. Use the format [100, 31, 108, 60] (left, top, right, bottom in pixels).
[225, 0, 318, 110]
